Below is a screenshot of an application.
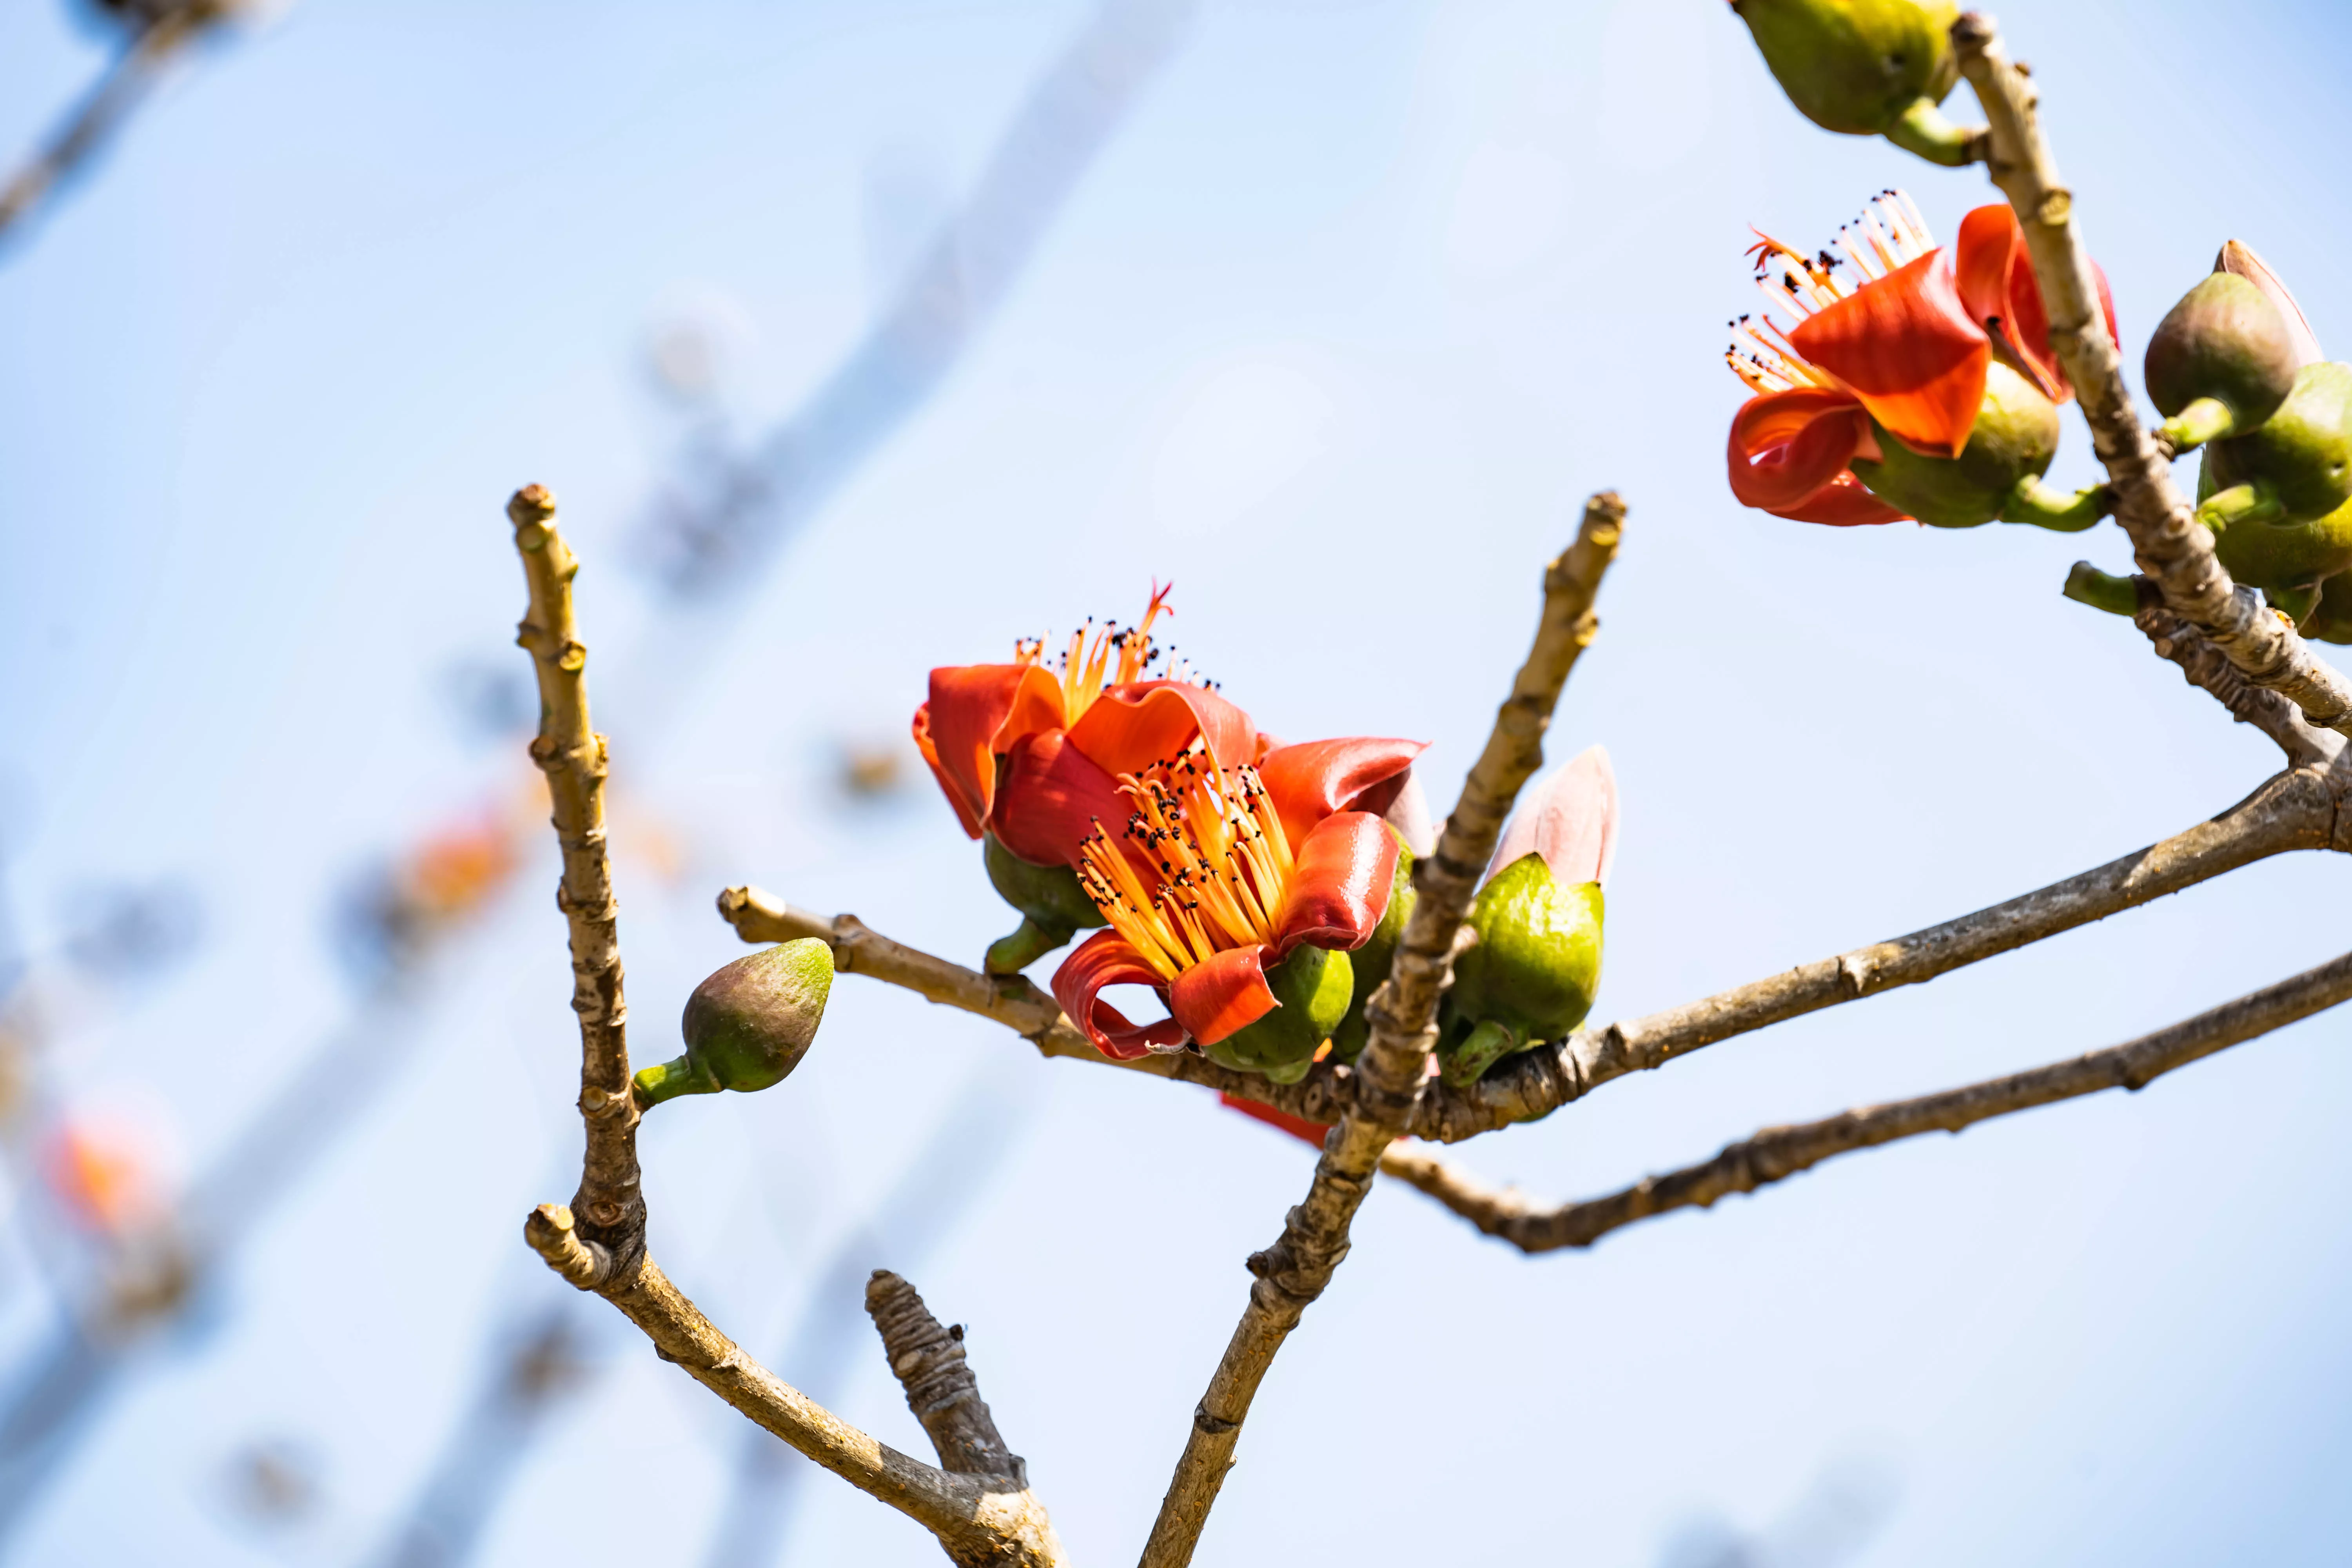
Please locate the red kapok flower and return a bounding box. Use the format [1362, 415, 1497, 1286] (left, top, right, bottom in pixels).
[1724, 190, 2118, 526]
[1051, 734, 1424, 1059]
[911, 585, 1256, 870]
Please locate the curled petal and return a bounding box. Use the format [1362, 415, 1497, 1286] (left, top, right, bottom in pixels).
[1728, 388, 1876, 513]
[1218, 1091, 1331, 1147]
[1254, 737, 1428, 851]
[2219, 239, 2325, 370]
[1768, 471, 1910, 527]
[1168, 944, 1279, 1046]
[1274, 811, 1401, 954]
[1791, 249, 1989, 460]
[1050, 930, 1187, 1059]
[991, 730, 1129, 869]
[918, 663, 1067, 832]
[1066, 680, 1254, 779]
[1487, 744, 1618, 889]
[1955, 204, 2120, 405]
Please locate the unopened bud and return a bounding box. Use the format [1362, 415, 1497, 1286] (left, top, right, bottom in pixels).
[1441, 854, 1603, 1089]
[2145, 273, 2299, 450]
[1731, 0, 1972, 163]
[634, 938, 833, 1108]
[2204, 362, 2352, 528]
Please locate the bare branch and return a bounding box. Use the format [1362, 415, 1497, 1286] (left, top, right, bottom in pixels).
[1952, 14, 2352, 737]
[1385, 947, 2352, 1252]
[867, 1272, 1028, 1486]
[510, 488, 1063, 1566]
[2132, 593, 2341, 769]
[1138, 493, 1625, 1568]
[1422, 764, 2341, 1142]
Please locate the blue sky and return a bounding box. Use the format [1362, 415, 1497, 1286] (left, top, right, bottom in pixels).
[4, 0, 2351, 1563]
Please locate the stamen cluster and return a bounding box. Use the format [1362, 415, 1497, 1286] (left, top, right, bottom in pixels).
[1726, 189, 1937, 395]
[1076, 746, 1295, 983]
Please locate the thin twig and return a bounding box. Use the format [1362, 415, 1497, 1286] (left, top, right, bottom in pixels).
[732, 767, 2340, 1145]
[0, 4, 233, 245]
[1952, 13, 2352, 738]
[510, 488, 1063, 1566]
[1424, 764, 2341, 1142]
[1137, 493, 1625, 1568]
[1384, 947, 2352, 1252]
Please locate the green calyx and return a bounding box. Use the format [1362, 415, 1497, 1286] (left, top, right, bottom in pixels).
[980, 832, 1105, 975]
[1849, 361, 2061, 528]
[1328, 836, 1415, 1064]
[1203, 945, 1353, 1083]
[2204, 361, 2352, 524]
[635, 938, 833, 1109]
[1441, 854, 1604, 1089]
[2195, 450, 2352, 595]
[1732, 0, 1960, 140]
[2146, 274, 2299, 451]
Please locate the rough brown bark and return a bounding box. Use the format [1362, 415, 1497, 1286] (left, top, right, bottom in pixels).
[1953, 13, 2352, 735]
[1136, 493, 1625, 1568]
[2131, 591, 2341, 769]
[1424, 765, 2341, 1142]
[1384, 947, 2352, 1252]
[511, 489, 1064, 1567]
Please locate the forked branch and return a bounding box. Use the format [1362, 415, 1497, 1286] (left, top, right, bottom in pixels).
[1953, 13, 2352, 737]
[1137, 492, 1625, 1568]
[1385, 946, 2352, 1252]
[509, 487, 1064, 1566]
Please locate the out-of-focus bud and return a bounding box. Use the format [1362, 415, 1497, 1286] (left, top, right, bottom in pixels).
[1848, 362, 2106, 530]
[634, 939, 833, 1107]
[1730, 0, 1974, 165]
[2203, 362, 2352, 529]
[2216, 240, 2325, 373]
[2298, 571, 2352, 644]
[1439, 747, 1615, 1089]
[1327, 837, 1415, 1063]
[981, 833, 1107, 976]
[43, 1120, 160, 1235]
[2145, 274, 2300, 450]
[1201, 945, 1352, 1085]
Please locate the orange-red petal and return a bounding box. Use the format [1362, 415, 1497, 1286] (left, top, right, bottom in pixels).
[1168, 944, 1279, 1045]
[991, 729, 1130, 869]
[1272, 810, 1401, 955]
[918, 663, 1067, 832]
[1065, 680, 1253, 779]
[1218, 1091, 1331, 1147]
[1727, 387, 1875, 513]
[1051, 930, 1188, 1059]
[1254, 737, 1427, 851]
[1954, 203, 2119, 406]
[1789, 249, 1989, 460]
[1768, 471, 1911, 526]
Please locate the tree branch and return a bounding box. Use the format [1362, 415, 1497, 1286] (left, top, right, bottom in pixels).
[1137, 492, 1626, 1568]
[509, 487, 1063, 1566]
[2130, 589, 2342, 769]
[1952, 13, 2352, 737]
[1421, 764, 2342, 1142]
[1383, 946, 2352, 1252]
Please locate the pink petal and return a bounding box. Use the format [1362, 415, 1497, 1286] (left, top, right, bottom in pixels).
[2217, 240, 2325, 371]
[1486, 744, 1618, 888]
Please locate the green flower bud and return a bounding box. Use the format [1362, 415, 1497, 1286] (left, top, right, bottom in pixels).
[1731, 0, 1971, 163]
[1849, 361, 2060, 529]
[981, 832, 1105, 976]
[1327, 836, 1414, 1064]
[1204, 945, 1353, 1084]
[2196, 431, 2352, 597]
[2145, 273, 2299, 450]
[1441, 853, 1603, 1090]
[2204, 361, 2352, 525]
[635, 938, 833, 1107]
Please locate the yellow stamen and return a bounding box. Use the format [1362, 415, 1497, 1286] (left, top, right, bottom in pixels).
[1013, 583, 1181, 727]
[1075, 745, 1296, 982]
